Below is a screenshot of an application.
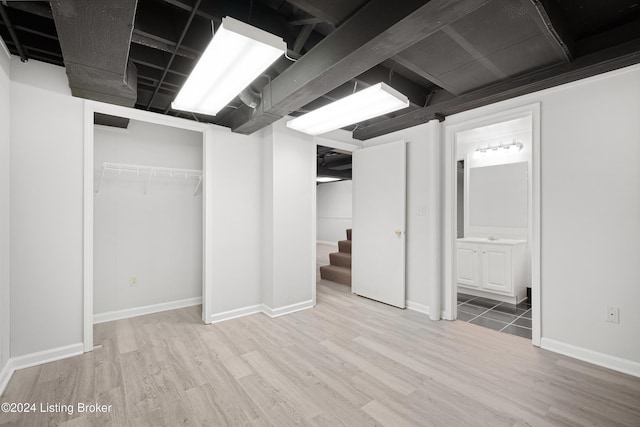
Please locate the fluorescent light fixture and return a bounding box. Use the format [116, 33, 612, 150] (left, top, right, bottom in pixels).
[316, 177, 342, 183]
[286, 83, 410, 135]
[172, 17, 286, 116]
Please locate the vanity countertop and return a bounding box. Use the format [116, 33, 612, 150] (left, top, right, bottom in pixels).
[457, 237, 527, 245]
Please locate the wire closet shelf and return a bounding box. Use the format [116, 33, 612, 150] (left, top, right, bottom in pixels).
[95, 162, 203, 196]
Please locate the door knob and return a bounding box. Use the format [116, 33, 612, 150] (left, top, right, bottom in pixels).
[395, 230, 402, 237]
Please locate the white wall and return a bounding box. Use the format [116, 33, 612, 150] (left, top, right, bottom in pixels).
[364, 121, 442, 313]
[540, 67, 640, 362]
[264, 120, 315, 309]
[445, 63, 640, 365]
[10, 58, 84, 356]
[316, 180, 352, 243]
[261, 127, 275, 308]
[208, 126, 264, 316]
[0, 39, 11, 373]
[93, 120, 203, 316]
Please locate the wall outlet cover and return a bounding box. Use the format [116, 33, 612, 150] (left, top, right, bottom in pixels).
[606, 306, 619, 324]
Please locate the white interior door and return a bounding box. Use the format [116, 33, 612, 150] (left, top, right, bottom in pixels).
[352, 140, 406, 308]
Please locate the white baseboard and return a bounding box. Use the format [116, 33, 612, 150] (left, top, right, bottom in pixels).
[406, 301, 447, 320]
[208, 300, 315, 324]
[0, 359, 14, 396]
[263, 300, 314, 318]
[541, 338, 640, 378]
[11, 343, 84, 371]
[406, 300, 430, 315]
[0, 343, 84, 395]
[316, 240, 338, 245]
[94, 297, 202, 324]
[208, 304, 264, 324]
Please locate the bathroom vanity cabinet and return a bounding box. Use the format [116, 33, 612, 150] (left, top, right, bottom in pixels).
[457, 238, 527, 304]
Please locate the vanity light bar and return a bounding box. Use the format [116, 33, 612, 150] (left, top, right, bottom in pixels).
[474, 140, 523, 155]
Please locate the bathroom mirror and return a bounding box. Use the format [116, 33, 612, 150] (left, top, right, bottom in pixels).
[468, 162, 528, 228]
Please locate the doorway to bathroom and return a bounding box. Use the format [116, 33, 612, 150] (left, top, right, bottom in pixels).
[443, 104, 541, 346]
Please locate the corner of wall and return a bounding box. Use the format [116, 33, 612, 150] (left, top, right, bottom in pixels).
[0, 358, 14, 396]
[0, 35, 12, 386]
[0, 343, 83, 396]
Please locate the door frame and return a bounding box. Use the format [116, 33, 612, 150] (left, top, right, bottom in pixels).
[313, 136, 362, 298]
[443, 103, 541, 346]
[83, 100, 212, 352]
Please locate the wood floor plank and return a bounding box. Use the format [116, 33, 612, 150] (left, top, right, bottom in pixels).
[1, 279, 639, 426]
[361, 399, 418, 427]
[237, 373, 312, 427]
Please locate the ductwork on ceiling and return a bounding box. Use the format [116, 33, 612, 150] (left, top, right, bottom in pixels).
[51, 0, 138, 107]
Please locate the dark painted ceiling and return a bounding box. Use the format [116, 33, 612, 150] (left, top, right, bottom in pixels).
[1, 0, 639, 140]
[317, 145, 352, 181]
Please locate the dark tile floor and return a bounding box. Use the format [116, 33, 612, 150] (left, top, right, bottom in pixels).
[457, 293, 532, 339]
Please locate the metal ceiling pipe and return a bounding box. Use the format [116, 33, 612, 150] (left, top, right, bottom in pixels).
[0, 4, 28, 62]
[51, 0, 138, 106]
[238, 86, 262, 109]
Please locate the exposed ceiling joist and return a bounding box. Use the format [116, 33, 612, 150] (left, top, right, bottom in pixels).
[158, 0, 297, 47]
[293, 23, 315, 53]
[0, 4, 27, 61]
[131, 30, 198, 59]
[576, 17, 640, 57]
[392, 53, 460, 95]
[145, 0, 203, 110]
[286, 0, 365, 27]
[160, 0, 218, 22]
[4, 1, 52, 19]
[129, 45, 190, 78]
[354, 37, 640, 140]
[289, 17, 325, 26]
[225, 0, 490, 134]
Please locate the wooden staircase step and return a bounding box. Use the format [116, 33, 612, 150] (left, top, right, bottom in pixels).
[338, 239, 351, 254]
[319, 265, 351, 286]
[329, 252, 351, 269]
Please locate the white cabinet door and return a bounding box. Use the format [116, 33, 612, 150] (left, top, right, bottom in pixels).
[481, 245, 512, 294]
[457, 243, 479, 288]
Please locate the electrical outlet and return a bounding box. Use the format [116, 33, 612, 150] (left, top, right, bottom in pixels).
[606, 306, 619, 324]
[130, 276, 138, 287]
[417, 205, 427, 216]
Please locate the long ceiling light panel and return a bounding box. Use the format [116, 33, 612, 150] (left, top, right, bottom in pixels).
[286, 83, 409, 135]
[172, 17, 286, 116]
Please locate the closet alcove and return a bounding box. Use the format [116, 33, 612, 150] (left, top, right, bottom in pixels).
[93, 118, 204, 324]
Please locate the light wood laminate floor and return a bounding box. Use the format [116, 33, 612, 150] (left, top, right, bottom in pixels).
[2, 282, 640, 426]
